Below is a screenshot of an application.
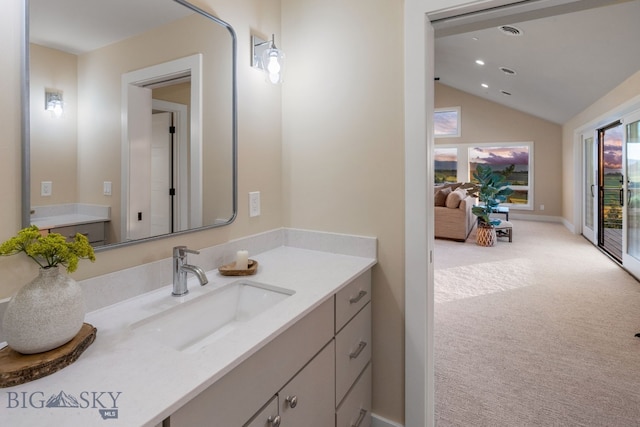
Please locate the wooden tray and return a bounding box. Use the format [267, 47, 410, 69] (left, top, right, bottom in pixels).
[218, 259, 258, 276]
[0, 323, 97, 388]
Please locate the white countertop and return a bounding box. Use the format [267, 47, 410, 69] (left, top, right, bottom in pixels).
[0, 246, 376, 426]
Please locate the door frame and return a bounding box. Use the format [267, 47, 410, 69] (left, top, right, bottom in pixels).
[121, 54, 203, 241]
[581, 131, 598, 244]
[407, 1, 589, 425]
[621, 109, 640, 278]
[572, 94, 640, 237]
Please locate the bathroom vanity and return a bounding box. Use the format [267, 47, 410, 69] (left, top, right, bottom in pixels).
[0, 230, 376, 427]
[30, 204, 111, 246]
[170, 269, 372, 427]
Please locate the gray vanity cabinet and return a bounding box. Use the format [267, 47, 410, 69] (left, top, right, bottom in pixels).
[246, 341, 335, 427]
[48, 221, 108, 246]
[334, 271, 372, 427]
[169, 298, 334, 427]
[168, 269, 372, 427]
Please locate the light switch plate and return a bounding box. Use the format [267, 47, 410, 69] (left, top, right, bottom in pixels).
[41, 181, 52, 197]
[249, 191, 261, 217]
[103, 181, 112, 196]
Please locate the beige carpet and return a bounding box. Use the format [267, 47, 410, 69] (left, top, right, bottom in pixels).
[435, 220, 640, 426]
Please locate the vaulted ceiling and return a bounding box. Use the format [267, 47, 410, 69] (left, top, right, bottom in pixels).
[434, 0, 640, 124]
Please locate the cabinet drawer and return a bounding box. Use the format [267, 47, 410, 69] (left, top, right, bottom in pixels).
[335, 270, 371, 333]
[336, 363, 372, 427]
[51, 222, 105, 244]
[336, 303, 371, 405]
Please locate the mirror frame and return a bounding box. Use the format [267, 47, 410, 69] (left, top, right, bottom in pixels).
[21, 0, 238, 251]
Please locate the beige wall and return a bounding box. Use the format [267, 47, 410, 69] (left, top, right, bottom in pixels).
[562, 69, 640, 225]
[0, 0, 283, 294]
[281, 0, 405, 422]
[435, 83, 563, 217]
[30, 44, 78, 206]
[2, 0, 407, 423]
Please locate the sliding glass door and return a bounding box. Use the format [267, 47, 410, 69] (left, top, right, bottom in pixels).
[599, 122, 624, 261]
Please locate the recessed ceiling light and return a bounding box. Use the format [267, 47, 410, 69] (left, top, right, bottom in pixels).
[472, 37, 479, 41]
[475, 59, 485, 66]
[481, 83, 489, 88]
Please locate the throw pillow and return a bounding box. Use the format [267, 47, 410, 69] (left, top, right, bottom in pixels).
[445, 189, 465, 209]
[434, 187, 451, 206]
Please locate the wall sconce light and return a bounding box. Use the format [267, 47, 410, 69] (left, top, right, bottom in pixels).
[252, 34, 285, 84]
[45, 89, 64, 118]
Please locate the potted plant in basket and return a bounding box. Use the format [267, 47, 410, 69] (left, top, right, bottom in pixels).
[460, 164, 514, 246]
[0, 225, 95, 354]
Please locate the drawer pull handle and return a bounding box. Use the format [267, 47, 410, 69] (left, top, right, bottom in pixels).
[349, 290, 367, 304]
[351, 409, 368, 427]
[349, 341, 367, 359]
[285, 395, 298, 408]
[267, 415, 281, 427]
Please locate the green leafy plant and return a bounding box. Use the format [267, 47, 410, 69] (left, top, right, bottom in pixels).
[460, 164, 514, 226]
[0, 225, 95, 273]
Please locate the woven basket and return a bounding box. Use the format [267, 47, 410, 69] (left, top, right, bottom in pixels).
[476, 225, 496, 247]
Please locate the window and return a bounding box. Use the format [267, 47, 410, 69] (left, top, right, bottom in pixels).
[434, 147, 458, 184]
[468, 143, 533, 209]
[434, 107, 460, 138]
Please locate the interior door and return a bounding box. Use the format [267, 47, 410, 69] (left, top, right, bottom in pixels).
[622, 110, 640, 278]
[582, 132, 597, 244]
[150, 112, 173, 237]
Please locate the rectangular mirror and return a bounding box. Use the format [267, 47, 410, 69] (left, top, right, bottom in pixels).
[23, 0, 237, 249]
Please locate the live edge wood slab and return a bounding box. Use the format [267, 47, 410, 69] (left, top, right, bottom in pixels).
[0, 323, 97, 388]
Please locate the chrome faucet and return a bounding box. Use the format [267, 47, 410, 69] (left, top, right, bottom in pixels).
[172, 246, 208, 296]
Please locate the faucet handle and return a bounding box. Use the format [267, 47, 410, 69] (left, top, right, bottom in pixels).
[173, 246, 200, 258]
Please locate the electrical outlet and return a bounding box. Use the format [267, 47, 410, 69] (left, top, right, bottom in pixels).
[249, 191, 261, 217]
[41, 181, 52, 197]
[540, 204, 545, 211]
[103, 181, 112, 196]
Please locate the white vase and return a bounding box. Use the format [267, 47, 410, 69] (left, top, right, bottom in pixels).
[2, 266, 85, 354]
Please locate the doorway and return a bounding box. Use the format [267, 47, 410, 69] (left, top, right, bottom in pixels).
[598, 121, 624, 261]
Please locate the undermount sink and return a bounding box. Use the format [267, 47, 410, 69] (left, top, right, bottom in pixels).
[131, 280, 295, 353]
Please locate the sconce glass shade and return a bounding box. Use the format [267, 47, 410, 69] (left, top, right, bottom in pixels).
[261, 35, 285, 84]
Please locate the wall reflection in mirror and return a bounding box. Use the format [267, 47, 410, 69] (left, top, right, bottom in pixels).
[25, 0, 237, 249]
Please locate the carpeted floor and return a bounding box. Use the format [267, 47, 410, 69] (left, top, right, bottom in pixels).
[435, 220, 640, 426]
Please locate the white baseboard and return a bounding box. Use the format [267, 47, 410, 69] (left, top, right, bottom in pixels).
[509, 212, 563, 223]
[372, 413, 404, 427]
[562, 217, 576, 233]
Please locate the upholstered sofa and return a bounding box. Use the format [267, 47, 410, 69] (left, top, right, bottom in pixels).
[434, 183, 477, 241]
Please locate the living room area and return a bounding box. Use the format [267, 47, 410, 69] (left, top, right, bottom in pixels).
[432, 0, 640, 254]
[431, 2, 640, 425]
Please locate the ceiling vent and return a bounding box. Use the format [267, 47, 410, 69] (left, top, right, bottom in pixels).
[498, 25, 523, 36]
[500, 90, 512, 96]
[499, 66, 517, 76]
